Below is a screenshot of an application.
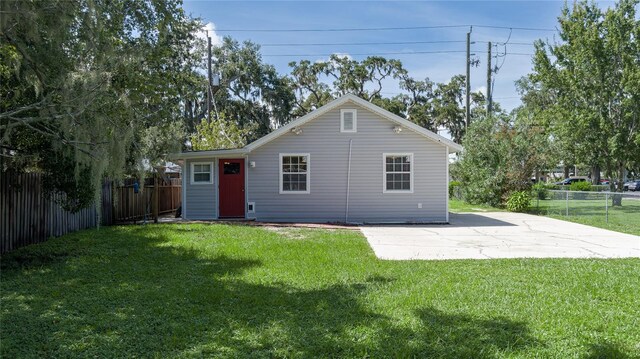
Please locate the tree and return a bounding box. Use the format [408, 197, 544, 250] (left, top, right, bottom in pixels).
[288, 56, 483, 143]
[1, 0, 204, 211]
[451, 111, 555, 207]
[210, 37, 295, 140]
[190, 113, 255, 150]
[530, 0, 640, 196]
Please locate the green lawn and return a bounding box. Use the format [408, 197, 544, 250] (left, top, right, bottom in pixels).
[450, 197, 640, 236]
[532, 197, 640, 236]
[2, 224, 639, 358]
[449, 198, 505, 213]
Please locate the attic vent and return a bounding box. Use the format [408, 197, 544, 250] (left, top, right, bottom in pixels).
[340, 109, 357, 133]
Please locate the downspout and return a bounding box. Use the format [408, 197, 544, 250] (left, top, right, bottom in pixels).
[182, 157, 187, 219]
[345, 139, 353, 223]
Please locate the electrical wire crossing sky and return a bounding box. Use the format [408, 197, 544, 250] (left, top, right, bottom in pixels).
[182, 1, 617, 111]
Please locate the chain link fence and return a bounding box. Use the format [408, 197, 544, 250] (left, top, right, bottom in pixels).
[533, 190, 640, 224]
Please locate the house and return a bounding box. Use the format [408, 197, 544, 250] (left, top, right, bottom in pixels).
[176, 94, 462, 223]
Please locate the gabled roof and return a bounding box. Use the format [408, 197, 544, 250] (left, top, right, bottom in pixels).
[177, 94, 462, 159]
[245, 94, 463, 153]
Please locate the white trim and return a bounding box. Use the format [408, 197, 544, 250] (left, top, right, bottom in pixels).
[445, 148, 450, 223]
[279, 153, 310, 194]
[172, 148, 247, 160]
[340, 109, 357, 133]
[244, 155, 249, 219]
[190, 161, 214, 185]
[382, 153, 414, 194]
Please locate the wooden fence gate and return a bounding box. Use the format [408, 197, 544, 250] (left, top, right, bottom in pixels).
[111, 177, 181, 223]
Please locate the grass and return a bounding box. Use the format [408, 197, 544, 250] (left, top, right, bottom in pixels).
[2, 224, 639, 358]
[449, 198, 504, 213]
[532, 197, 640, 236]
[450, 197, 640, 236]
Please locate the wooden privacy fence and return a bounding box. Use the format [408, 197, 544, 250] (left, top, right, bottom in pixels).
[1, 172, 181, 253]
[112, 178, 181, 223]
[1, 172, 103, 253]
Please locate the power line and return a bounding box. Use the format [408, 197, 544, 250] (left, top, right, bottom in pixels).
[261, 40, 466, 47]
[477, 41, 533, 46]
[259, 40, 534, 47]
[263, 50, 467, 57]
[216, 24, 556, 33]
[262, 50, 534, 57]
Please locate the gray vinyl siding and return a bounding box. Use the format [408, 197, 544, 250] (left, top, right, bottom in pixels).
[184, 159, 217, 220]
[247, 102, 448, 223]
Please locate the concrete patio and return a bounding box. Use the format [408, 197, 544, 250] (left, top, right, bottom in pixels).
[360, 212, 640, 260]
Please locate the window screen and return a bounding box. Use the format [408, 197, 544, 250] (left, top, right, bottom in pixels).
[384, 155, 411, 191]
[281, 155, 309, 192]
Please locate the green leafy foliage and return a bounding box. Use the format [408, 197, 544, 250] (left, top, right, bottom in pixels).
[569, 181, 592, 192]
[287, 57, 485, 144]
[451, 112, 555, 207]
[506, 191, 532, 212]
[1, 0, 204, 211]
[528, 0, 640, 192]
[448, 181, 462, 199]
[531, 183, 550, 200]
[190, 114, 255, 150]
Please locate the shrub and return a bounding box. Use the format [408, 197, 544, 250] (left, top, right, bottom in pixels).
[569, 181, 592, 192]
[531, 183, 549, 200]
[448, 181, 462, 199]
[506, 191, 531, 212]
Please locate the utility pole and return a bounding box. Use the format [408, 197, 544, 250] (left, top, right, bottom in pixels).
[207, 35, 212, 122]
[486, 41, 492, 117]
[465, 31, 471, 128]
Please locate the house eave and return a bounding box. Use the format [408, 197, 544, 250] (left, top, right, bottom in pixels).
[171, 148, 248, 160]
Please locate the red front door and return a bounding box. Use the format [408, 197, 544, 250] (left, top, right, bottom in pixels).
[218, 159, 245, 218]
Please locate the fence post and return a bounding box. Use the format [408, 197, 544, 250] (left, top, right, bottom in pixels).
[153, 173, 159, 223]
[605, 192, 609, 224]
[565, 191, 569, 216]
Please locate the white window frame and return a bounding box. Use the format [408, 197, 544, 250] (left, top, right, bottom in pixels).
[190, 161, 214, 185]
[340, 109, 357, 133]
[279, 153, 310, 194]
[383, 153, 414, 193]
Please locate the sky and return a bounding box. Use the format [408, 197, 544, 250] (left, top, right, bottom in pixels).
[182, 1, 616, 111]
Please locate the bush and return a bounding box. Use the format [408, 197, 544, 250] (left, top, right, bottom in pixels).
[569, 181, 592, 191]
[448, 181, 462, 199]
[506, 191, 531, 212]
[532, 183, 549, 200]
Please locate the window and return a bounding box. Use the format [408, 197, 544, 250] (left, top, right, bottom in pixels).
[279, 154, 310, 194]
[223, 162, 241, 175]
[383, 153, 413, 193]
[191, 162, 213, 184]
[341, 109, 357, 133]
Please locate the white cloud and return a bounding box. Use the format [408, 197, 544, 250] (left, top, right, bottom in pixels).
[332, 53, 352, 61]
[315, 52, 353, 64]
[197, 22, 223, 47]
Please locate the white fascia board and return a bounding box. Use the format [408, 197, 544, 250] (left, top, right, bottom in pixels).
[171, 148, 248, 160]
